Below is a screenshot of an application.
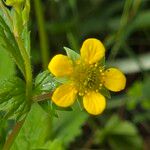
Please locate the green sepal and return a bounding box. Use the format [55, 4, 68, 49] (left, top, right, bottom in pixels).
[100, 87, 111, 99]
[54, 76, 69, 84]
[52, 103, 73, 112]
[64, 46, 80, 62]
[98, 56, 105, 66]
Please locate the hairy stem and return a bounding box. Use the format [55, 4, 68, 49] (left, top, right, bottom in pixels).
[15, 36, 33, 101]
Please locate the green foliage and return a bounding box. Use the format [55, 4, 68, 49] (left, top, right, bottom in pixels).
[95, 115, 143, 150]
[127, 76, 150, 110]
[34, 70, 59, 95]
[0, 77, 28, 120]
[10, 103, 86, 150]
[0, 0, 149, 149]
[64, 47, 80, 62]
[0, 120, 7, 149]
[127, 81, 142, 110]
[10, 103, 63, 150]
[126, 77, 150, 124]
[0, 13, 25, 76]
[52, 104, 88, 147]
[0, 50, 15, 83]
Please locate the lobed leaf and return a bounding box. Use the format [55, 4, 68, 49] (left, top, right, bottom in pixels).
[0, 77, 28, 120]
[10, 103, 53, 150]
[52, 103, 88, 147]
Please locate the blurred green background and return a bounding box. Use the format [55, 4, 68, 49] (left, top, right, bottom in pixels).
[0, 0, 150, 149]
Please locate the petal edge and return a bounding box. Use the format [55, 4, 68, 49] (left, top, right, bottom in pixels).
[83, 91, 106, 115]
[48, 54, 73, 77]
[103, 68, 126, 92]
[80, 38, 105, 64]
[52, 83, 77, 107]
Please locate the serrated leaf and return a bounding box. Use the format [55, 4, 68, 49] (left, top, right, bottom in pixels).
[22, 27, 30, 55]
[34, 70, 59, 95]
[38, 138, 64, 150]
[53, 103, 88, 147]
[64, 47, 80, 62]
[10, 103, 52, 150]
[0, 77, 28, 120]
[0, 50, 15, 83]
[0, 14, 25, 76]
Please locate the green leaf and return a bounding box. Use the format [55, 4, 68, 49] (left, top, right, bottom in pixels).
[132, 10, 150, 30]
[108, 134, 143, 150]
[133, 112, 150, 123]
[96, 115, 143, 150]
[22, 27, 30, 55]
[52, 103, 88, 147]
[0, 50, 15, 83]
[0, 77, 28, 120]
[126, 81, 142, 110]
[34, 70, 59, 95]
[126, 76, 150, 110]
[38, 139, 64, 150]
[10, 103, 52, 150]
[142, 76, 150, 105]
[0, 13, 25, 76]
[64, 47, 80, 62]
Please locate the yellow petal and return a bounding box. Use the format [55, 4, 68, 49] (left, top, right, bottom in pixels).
[103, 68, 126, 92]
[52, 83, 77, 107]
[83, 91, 106, 115]
[80, 38, 105, 64]
[48, 54, 73, 77]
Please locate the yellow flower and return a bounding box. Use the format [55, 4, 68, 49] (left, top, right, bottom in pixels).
[48, 38, 126, 115]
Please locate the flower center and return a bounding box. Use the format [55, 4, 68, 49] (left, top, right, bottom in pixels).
[72, 61, 104, 96]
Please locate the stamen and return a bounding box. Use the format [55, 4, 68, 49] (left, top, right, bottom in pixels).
[72, 60, 105, 94]
[99, 69, 103, 72]
[79, 92, 84, 96]
[96, 89, 99, 92]
[95, 63, 98, 67]
[99, 83, 102, 87]
[101, 73, 105, 76]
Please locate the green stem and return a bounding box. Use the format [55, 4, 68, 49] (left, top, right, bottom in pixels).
[108, 0, 133, 61]
[15, 36, 32, 101]
[3, 119, 25, 150]
[34, 0, 49, 69]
